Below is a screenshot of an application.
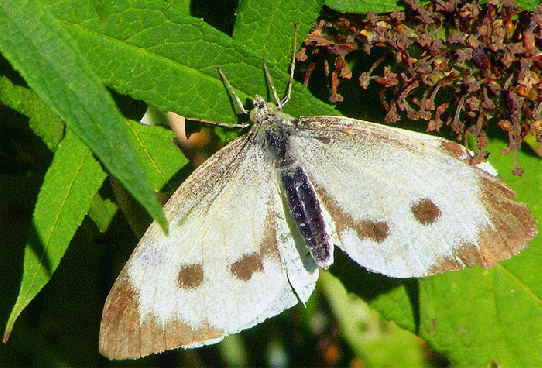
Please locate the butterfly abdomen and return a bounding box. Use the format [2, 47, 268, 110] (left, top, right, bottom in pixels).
[264, 125, 333, 269]
[280, 166, 332, 269]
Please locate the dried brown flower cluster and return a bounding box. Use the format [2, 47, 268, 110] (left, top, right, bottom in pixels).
[298, 0, 542, 173]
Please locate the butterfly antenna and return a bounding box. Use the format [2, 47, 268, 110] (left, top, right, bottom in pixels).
[216, 66, 248, 115]
[263, 57, 281, 107]
[280, 23, 297, 108]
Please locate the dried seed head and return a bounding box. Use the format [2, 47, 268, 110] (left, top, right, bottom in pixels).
[299, 1, 542, 175]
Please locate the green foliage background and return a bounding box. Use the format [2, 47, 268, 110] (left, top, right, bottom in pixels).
[0, 0, 540, 366]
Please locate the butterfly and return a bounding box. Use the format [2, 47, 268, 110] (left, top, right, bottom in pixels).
[99, 29, 537, 360]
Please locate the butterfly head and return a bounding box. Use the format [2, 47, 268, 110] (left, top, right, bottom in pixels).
[250, 95, 278, 124]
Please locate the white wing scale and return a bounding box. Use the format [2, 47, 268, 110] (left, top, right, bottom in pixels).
[99, 136, 318, 360]
[290, 116, 536, 277]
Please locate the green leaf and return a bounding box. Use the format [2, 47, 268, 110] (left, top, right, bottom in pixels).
[0, 0, 166, 230]
[515, 0, 540, 11]
[118, 119, 189, 237]
[3, 130, 106, 340]
[320, 272, 428, 367]
[50, 0, 335, 126]
[89, 118, 185, 236]
[88, 189, 119, 234]
[325, 0, 403, 13]
[125, 119, 187, 193]
[0, 76, 65, 152]
[233, 0, 323, 70]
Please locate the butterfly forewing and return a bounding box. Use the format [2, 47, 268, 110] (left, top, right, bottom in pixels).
[99, 136, 318, 359]
[290, 116, 536, 277]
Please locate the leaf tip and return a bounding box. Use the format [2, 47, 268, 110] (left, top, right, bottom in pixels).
[3, 329, 11, 343]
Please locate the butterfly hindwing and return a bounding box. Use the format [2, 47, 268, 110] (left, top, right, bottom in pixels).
[290, 116, 536, 277]
[99, 136, 318, 359]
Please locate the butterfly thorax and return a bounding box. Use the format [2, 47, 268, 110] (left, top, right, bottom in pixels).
[250, 96, 296, 166]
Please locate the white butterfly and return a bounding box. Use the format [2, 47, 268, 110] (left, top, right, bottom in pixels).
[99, 32, 537, 360]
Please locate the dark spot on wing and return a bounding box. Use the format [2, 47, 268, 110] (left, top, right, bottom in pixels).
[411, 198, 442, 225]
[357, 220, 390, 243]
[177, 264, 204, 289]
[230, 253, 264, 281]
